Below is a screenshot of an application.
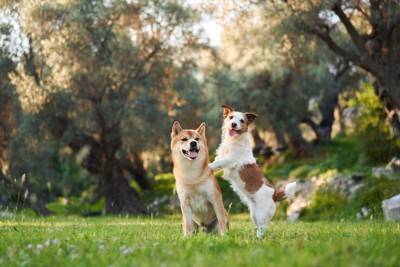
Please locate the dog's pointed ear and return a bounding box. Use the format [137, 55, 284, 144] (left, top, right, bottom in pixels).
[171, 121, 182, 138]
[221, 105, 234, 118]
[196, 122, 206, 137]
[245, 113, 258, 124]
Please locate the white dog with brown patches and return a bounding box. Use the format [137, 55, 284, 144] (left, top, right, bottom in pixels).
[171, 121, 229, 237]
[209, 105, 296, 238]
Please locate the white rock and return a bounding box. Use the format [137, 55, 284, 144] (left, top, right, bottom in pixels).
[382, 194, 400, 221]
[372, 167, 394, 179]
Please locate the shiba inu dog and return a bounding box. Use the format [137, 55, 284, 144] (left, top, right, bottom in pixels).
[209, 105, 296, 238]
[171, 121, 229, 236]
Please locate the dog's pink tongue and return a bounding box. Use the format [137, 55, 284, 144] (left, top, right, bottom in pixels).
[229, 129, 236, 137]
[188, 150, 198, 158]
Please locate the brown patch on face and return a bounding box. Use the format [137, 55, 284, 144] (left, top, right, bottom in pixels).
[240, 115, 249, 133]
[238, 164, 275, 193]
[245, 113, 258, 124]
[221, 105, 234, 118]
[224, 110, 258, 136]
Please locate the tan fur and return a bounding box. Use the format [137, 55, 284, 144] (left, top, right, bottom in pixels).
[171, 121, 228, 236]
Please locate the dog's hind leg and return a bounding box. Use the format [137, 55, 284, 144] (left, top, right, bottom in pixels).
[249, 204, 263, 237]
[253, 203, 274, 238]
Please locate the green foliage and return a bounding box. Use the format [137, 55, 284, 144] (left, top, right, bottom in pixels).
[301, 189, 346, 221]
[346, 177, 400, 220]
[264, 136, 367, 182]
[349, 83, 400, 164]
[46, 196, 103, 216]
[0, 217, 399, 267]
[149, 173, 175, 198]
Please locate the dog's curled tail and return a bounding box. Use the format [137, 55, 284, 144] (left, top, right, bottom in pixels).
[274, 181, 297, 202]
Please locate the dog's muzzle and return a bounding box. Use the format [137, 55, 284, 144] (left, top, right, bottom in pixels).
[182, 141, 200, 160]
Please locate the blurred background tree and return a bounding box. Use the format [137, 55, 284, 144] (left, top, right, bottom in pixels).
[1, 0, 206, 215]
[270, 0, 400, 137]
[205, 2, 364, 156]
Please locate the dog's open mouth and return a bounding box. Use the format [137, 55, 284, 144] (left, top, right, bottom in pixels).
[228, 128, 240, 137]
[182, 148, 199, 160]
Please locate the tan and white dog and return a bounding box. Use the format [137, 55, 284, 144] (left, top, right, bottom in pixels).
[171, 121, 229, 236]
[209, 105, 296, 238]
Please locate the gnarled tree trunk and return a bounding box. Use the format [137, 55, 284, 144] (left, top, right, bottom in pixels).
[100, 156, 147, 215]
[68, 126, 148, 215]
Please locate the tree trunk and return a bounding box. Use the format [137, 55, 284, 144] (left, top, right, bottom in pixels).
[68, 129, 148, 215]
[287, 129, 314, 157]
[373, 81, 400, 138]
[100, 157, 147, 215]
[121, 151, 152, 191]
[270, 124, 289, 151]
[100, 125, 147, 215]
[316, 92, 338, 143]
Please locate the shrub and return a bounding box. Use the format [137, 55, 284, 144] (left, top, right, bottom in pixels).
[347, 177, 400, 220]
[348, 83, 400, 164]
[300, 188, 346, 221]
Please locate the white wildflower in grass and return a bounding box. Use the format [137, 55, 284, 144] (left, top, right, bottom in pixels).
[61, 198, 68, 205]
[36, 244, 43, 250]
[45, 240, 51, 247]
[153, 242, 159, 247]
[0, 258, 3, 265]
[98, 244, 105, 250]
[119, 245, 126, 251]
[53, 239, 60, 245]
[57, 248, 63, 255]
[122, 248, 133, 255]
[27, 244, 33, 249]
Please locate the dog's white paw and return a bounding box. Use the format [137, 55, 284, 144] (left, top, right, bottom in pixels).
[208, 162, 219, 171]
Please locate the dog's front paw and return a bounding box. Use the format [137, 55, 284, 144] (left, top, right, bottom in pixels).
[208, 162, 219, 171]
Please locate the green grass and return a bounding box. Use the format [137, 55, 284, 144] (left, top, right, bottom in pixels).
[1, 216, 399, 267]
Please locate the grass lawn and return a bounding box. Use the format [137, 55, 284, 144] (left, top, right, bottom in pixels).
[1, 215, 399, 267]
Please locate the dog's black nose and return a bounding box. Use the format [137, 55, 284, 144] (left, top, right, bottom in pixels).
[190, 141, 197, 147]
[231, 122, 237, 128]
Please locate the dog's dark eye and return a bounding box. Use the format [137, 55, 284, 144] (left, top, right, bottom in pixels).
[195, 138, 199, 141]
[240, 119, 245, 123]
[229, 116, 233, 119]
[181, 138, 188, 142]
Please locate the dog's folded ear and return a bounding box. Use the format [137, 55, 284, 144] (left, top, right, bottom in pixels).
[245, 113, 258, 124]
[171, 121, 183, 138]
[221, 105, 234, 118]
[196, 122, 206, 137]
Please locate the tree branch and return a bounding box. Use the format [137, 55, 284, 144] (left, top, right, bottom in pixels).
[331, 2, 369, 56]
[311, 25, 359, 63]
